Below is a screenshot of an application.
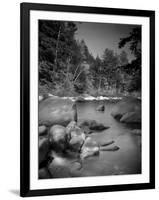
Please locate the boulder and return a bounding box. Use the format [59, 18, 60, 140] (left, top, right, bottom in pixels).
[130, 129, 141, 135]
[120, 111, 141, 123]
[111, 97, 141, 123]
[69, 136, 85, 152]
[39, 95, 44, 102]
[39, 137, 50, 166]
[76, 96, 85, 102]
[66, 121, 85, 152]
[39, 125, 47, 136]
[100, 146, 120, 151]
[49, 125, 68, 152]
[96, 104, 105, 111]
[39, 167, 51, 179]
[79, 119, 109, 132]
[66, 121, 78, 135]
[80, 137, 99, 159]
[39, 98, 77, 127]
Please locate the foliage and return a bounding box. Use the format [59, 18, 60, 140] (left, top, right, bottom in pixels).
[39, 20, 141, 97]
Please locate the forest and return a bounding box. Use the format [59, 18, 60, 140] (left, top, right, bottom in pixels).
[39, 20, 141, 97]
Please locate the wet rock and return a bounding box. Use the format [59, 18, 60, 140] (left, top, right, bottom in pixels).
[120, 111, 141, 123]
[66, 121, 86, 152]
[39, 137, 50, 165]
[48, 164, 71, 178]
[39, 125, 47, 136]
[76, 96, 85, 102]
[130, 129, 141, 135]
[100, 146, 120, 151]
[69, 136, 85, 152]
[66, 121, 78, 135]
[111, 97, 141, 123]
[96, 104, 105, 111]
[80, 137, 100, 159]
[49, 125, 67, 152]
[39, 167, 52, 179]
[100, 140, 115, 146]
[79, 119, 109, 132]
[39, 98, 77, 127]
[39, 95, 44, 102]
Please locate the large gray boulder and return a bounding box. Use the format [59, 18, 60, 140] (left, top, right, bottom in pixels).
[49, 125, 68, 152]
[111, 97, 141, 123]
[39, 98, 77, 127]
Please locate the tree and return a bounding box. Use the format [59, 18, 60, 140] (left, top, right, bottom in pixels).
[118, 27, 141, 92]
[39, 20, 80, 93]
[119, 51, 129, 66]
[102, 49, 119, 89]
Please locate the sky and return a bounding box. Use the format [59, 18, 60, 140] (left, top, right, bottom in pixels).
[75, 22, 141, 62]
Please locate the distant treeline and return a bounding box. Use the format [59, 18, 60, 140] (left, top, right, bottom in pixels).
[39, 20, 141, 97]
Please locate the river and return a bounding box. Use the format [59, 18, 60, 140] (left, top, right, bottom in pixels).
[75, 100, 141, 176]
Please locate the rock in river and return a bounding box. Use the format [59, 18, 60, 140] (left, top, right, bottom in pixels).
[80, 137, 100, 159]
[96, 104, 105, 111]
[39, 125, 47, 136]
[66, 121, 85, 152]
[39, 167, 51, 179]
[79, 119, 109, 132]
[120, 111, 141, 123]
[39, 137, 50, 166]
[111, 97, 141, 123]
[39, 98, 77, 127]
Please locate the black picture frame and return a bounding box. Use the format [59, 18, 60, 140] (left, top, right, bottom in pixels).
[20, 2, 155, 197]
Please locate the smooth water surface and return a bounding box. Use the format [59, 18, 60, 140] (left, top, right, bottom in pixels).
[75, 100, 141, 176]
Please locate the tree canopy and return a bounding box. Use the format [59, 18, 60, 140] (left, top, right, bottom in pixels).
[39, 20, 141, 97]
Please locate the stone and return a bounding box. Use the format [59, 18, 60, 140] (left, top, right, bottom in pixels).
[39, 167, 51, 179]
[111, 97, 141, 123]
[100, 145, 120, 151]
[120, 111, 141, 123]
[66, 121, 86, 152]
[39, 137, 50, 166]
[75, 96, 85, 102]
[49, 125, 68, 152]
[39, 125, 47, 136]
[66, 121, 78, 135]
[39, 98, 77, 127]
[39, 95, 44, 102]
[96, 104, 105, 111]
[80, 137, 100, 159]
[69, 136, 84, 152]
[79, 119, 109, 132]
[130, 129, 141, 135]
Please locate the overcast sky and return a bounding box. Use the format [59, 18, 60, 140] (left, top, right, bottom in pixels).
[75, 22, 141, 62]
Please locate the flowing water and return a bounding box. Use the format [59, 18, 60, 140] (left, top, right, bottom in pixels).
[75, 100, 141, 176]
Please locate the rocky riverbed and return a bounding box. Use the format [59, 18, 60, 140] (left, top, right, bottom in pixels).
[38, 96, 141, 179]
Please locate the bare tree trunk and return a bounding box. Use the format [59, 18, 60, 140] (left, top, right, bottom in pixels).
[72, 64, 80, 80]
[54, 25, 61, 71]
[73, 69, 83, 83]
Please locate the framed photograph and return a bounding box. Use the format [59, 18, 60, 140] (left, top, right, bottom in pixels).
[20, 2, 155, 197]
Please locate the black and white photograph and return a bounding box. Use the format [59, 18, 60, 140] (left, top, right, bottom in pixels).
[20, 3, 155, 196]
[38, 20, 142, 179]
